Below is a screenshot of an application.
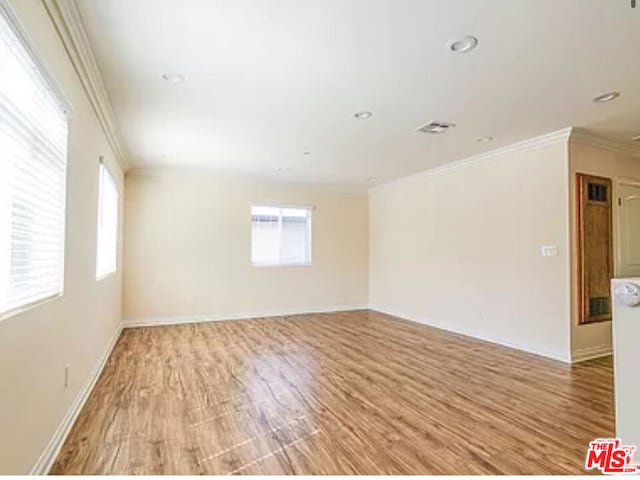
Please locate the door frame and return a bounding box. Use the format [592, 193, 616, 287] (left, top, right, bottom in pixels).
[614, 177, 640, 276]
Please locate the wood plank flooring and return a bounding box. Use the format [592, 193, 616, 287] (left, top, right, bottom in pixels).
[51, 310, 614, 475]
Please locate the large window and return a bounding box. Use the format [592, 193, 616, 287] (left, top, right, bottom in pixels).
[95, 162, 118, 279]
[251, 205, 312, 266]
[0, 5, 69, 316]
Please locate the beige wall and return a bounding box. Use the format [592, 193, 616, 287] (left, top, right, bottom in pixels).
[0, 12, 631, 469]
[123, 172, 368, 322]
[569, 142, 640, 361]
[0, 0, 125, 474]
[369, 142, 572, 361]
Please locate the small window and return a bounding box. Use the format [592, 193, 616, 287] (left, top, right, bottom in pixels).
[0, 5, 69, 316]
[251, 205, 312, 266]
[587, 182, 608, 202]
[95, 162, 118, 279]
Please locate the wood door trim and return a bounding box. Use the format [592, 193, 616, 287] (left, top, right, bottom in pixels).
[576, 173, 614, 325]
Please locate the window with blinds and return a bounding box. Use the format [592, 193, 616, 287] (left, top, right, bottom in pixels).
[251, 206, 312, 266]
[96, 162, 118, 279]
[0, 5, 69, 316]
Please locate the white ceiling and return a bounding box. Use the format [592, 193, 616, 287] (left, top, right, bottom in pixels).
[75, 0, 640, 188]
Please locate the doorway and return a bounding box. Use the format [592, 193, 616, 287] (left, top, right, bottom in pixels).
[616, 181, 640, 278]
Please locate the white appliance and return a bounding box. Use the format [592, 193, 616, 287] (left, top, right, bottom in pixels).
[612, 278, 640, 459]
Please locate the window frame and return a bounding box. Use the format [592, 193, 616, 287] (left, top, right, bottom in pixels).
[0, 0, 72, 320]
[95, 159, 119, 281]
[0, 0, 71, 114]
[250, 203, 313, 267]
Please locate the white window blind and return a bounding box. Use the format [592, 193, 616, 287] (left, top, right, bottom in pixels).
[96, 162, 118, 279]
[0, 5, 69, 316]
[251, 206, 312, 266]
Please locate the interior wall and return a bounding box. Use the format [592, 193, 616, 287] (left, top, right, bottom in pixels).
[123, 171, 368, 323]
[369, 141, 572, 362]
[0, 0, 124, 474]
[568, 141, 640, 361]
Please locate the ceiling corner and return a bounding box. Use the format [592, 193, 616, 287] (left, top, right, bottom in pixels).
[42, 0, 130, 172]
[569, 127, 640, 158]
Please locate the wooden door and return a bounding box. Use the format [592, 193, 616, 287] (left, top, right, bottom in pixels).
[576, 174, 613, 324]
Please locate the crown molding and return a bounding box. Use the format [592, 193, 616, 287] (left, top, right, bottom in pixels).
[42, 0, 129, 171]
[569, 127, 640, 158]
[371, 127, 573, 191]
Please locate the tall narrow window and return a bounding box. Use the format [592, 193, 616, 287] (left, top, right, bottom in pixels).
[0, 5, 69, 316]
[251, 206, 312, 266]
[95, 162, 118, 279]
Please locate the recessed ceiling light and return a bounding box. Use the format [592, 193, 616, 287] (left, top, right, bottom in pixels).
[162, 72, 185, 84]
[354, 111, 373, 120]
[447, 35, 478, 53]
[593, 92, 620, 103]
[477, 136, 493, 143]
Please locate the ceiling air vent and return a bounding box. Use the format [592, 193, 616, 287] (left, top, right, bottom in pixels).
[417, 121, 456, 134]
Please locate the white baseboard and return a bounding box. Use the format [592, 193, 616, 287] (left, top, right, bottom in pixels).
[123, 305, 369, 329]
[26, 306, 604, 474]
[369, 305, 572, 363]
[30, 324, 123, 475]
[572, 344, 613, 363]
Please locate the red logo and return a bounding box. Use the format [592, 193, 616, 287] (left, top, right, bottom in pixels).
[586, 439, 638, 474]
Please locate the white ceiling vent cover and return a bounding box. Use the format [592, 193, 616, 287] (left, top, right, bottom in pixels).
[417, 121, 456, 134]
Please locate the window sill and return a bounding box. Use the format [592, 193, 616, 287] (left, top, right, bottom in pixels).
[96, 271, 117, 282]
[252, 263, 312, 268]
[0, 292, 63, 322]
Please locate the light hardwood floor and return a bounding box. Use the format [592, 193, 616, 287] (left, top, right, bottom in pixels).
[51, 310, 613, 475]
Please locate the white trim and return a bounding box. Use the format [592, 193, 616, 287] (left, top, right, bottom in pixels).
[371, 127, 573, 192]
[570, 128, 640, 158]
[572, 344, 613, 363]
[41, 0, 129, 171]
[30, 324, 122, 475]
[251, 262, 312, 268]
[616, 177, 640, 188]
[614, 178, 640, 276]
[95, 271, 116, 282]
[0, 293, 62, 322]
[123, 305, 369, 329]
[369, 306, 573, 363]
[371, 127, 640, 193]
